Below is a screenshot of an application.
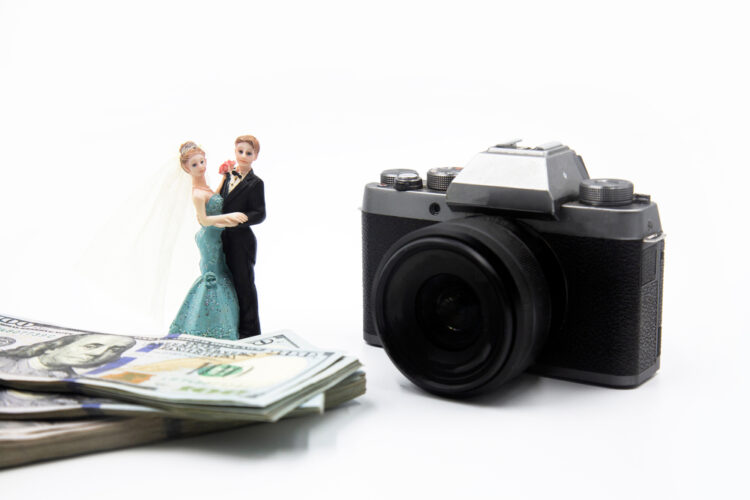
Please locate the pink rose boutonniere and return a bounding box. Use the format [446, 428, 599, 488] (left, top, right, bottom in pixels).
[219, 160, 236, 174]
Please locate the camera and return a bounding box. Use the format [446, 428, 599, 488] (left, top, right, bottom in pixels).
[362, 140, 665, 397]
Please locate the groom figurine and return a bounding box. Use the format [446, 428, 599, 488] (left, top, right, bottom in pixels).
[221, 134, 266, 338]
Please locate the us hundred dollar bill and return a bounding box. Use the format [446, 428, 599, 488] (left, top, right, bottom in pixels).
[0, 333, 302, 419]
[0, 315, 363, 422]
[0, 330, 364, 419]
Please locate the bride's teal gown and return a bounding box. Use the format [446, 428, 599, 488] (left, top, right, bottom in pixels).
[169, 194, 239, 340]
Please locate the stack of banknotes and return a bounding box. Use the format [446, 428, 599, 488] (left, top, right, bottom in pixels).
[0, 314, 365, 468]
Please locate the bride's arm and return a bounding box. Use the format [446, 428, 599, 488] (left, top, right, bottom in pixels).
[215, 175, 226, 195]
[192, 193, 248, 227]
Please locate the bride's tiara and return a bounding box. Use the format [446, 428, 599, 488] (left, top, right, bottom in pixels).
[180, 141, 200, 156]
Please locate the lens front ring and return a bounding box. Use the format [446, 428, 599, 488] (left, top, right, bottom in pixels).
[372, 216, 552, 397]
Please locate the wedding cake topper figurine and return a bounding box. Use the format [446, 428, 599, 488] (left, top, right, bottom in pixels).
[168, 141, 248, 340]
[78, 136, 265, 340]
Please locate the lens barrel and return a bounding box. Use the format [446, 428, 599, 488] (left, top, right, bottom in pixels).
[372, 216, 553, 397]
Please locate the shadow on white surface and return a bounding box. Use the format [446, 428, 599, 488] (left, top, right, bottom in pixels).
[144, 400, 367, 459]
[395, 372, 607, 409]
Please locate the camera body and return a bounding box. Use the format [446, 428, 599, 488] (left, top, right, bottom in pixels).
[362, 141, 665, 396]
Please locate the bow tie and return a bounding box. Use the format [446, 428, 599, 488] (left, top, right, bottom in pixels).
[231, 171, 243, 178]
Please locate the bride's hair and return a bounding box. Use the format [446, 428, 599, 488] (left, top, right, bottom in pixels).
[235, 135, 260, 155]
[179, 141, 206, 166]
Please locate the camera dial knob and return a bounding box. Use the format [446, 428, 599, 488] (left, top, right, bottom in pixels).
[579, 178, 634, 206]
[380, 169, 419, 186]
[394, 172, 424, 191]
[427, 166, 463, 191]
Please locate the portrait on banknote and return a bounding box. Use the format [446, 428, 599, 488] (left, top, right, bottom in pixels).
[0, 333, 135, 378]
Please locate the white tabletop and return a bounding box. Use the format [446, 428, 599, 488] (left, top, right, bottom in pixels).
[1, 2, 748, 498]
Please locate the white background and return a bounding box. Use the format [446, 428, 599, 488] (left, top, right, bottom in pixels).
[1, 1, 748, 498]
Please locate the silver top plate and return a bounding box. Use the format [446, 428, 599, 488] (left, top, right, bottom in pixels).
[446, 141, 589, 217]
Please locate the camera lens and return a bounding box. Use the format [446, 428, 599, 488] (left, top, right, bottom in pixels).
[373, 216, 553, 397]
[416, 274, 482, 351]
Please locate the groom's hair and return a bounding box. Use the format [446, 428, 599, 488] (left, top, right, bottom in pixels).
[235, 135, 260, 155]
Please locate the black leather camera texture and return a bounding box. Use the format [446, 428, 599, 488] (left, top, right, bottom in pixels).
[534, 233, 663, 377]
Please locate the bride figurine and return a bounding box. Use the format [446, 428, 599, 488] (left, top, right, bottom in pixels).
[168, 142, 248, 340]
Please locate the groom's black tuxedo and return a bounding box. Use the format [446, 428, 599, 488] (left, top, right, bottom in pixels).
[221, 170, 266, 338]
